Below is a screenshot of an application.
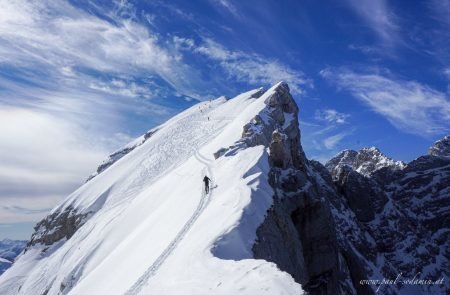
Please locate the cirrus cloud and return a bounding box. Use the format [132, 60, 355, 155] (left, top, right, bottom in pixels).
[320, 67, 450, 136]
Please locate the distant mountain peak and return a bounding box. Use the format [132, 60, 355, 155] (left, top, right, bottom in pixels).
[326, 146, 405, 178]
[0, 239, 26, 275]
[428, 135, 450, 158]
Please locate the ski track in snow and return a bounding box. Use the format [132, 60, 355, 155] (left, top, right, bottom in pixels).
[125, 150, 214, 295]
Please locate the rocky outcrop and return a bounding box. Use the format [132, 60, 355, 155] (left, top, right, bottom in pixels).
[214, 82, 351, 294]
[25, 187, 111, 253]
[25, 207, 88, 251]
[213, 82, 348, 294]
[333, 165, 387, 222]
[214, 82, 306, 167]
[325, 136, 450, 294]
[244, 84, 448, 294]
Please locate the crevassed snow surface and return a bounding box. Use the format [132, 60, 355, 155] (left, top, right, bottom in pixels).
[0, 86, 302, 295]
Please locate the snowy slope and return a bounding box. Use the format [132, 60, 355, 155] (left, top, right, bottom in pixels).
[0, 84, 302, 295]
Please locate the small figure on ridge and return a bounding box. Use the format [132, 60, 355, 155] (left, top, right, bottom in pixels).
[203, 175, 211, 194]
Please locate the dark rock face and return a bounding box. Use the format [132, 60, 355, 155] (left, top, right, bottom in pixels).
[213, 83, 348, 293]
[222, 83, 352, 294]
[25, 207, 88, 251]
[333, 165, 387, 222]
[324, 137, 450, 294]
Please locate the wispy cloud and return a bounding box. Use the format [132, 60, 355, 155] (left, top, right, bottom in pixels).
[444, 68, 450, 80]
[0, 0, 200, 224]
[320, 67, 450, 136]
[212, 0, 241, 18]
[300, 110, 353, 162]
[428, 0, 450, 82]
[0, 106, 112, 223]
[323, 132, 349, 149]
[315, 109, 350, 124]
[429, 0, 450, 26]
[0, 0, 205, 98]
[345, 0, 400, 46]
[188, 38, 311, 94]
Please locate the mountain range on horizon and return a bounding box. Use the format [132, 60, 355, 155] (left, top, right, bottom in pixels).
[0, 82, 448, 294]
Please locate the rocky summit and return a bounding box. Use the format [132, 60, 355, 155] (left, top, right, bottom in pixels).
[429, 135, 450, 158]
[0, 83, 448, 295]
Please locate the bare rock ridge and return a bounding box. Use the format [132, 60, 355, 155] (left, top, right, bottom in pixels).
[214, 83, 354, 294]
[214, 82, 356, 294]
[244, 83, 360, 294]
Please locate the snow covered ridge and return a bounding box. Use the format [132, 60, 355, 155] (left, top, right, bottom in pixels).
[0, 82, 306, 295]
[86, 128, 159, 182]
[1, 81, 448, 295]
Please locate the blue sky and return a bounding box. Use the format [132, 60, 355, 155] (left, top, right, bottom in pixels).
[0, 0, 449, 239]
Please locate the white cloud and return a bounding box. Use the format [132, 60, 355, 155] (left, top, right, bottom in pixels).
[212, 0, 241, 19]
[315, 109, 350, 124]
[345, 0, 400, 45]
[0, 107, 112, 223]
[173, 36, 196, 51]
[192, 38, 311, 95]
[0, 0, 204, 98]
[88, 79, 154, 98]
[320, 68, 450, 136]
[323, 132, 349, 150]
[300, 112, 354, 162]
[0, 0, 204, 225]
[444, 68, 450, 80]
[0, 0, 313, 227]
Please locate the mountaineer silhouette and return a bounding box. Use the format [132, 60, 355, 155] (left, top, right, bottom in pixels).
[203, 175, 211, 194]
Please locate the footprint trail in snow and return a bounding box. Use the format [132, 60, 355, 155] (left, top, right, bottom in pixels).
[125, 150, 214, 295]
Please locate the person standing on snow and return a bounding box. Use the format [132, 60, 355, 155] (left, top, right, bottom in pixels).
[203, 175, 211, 194]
